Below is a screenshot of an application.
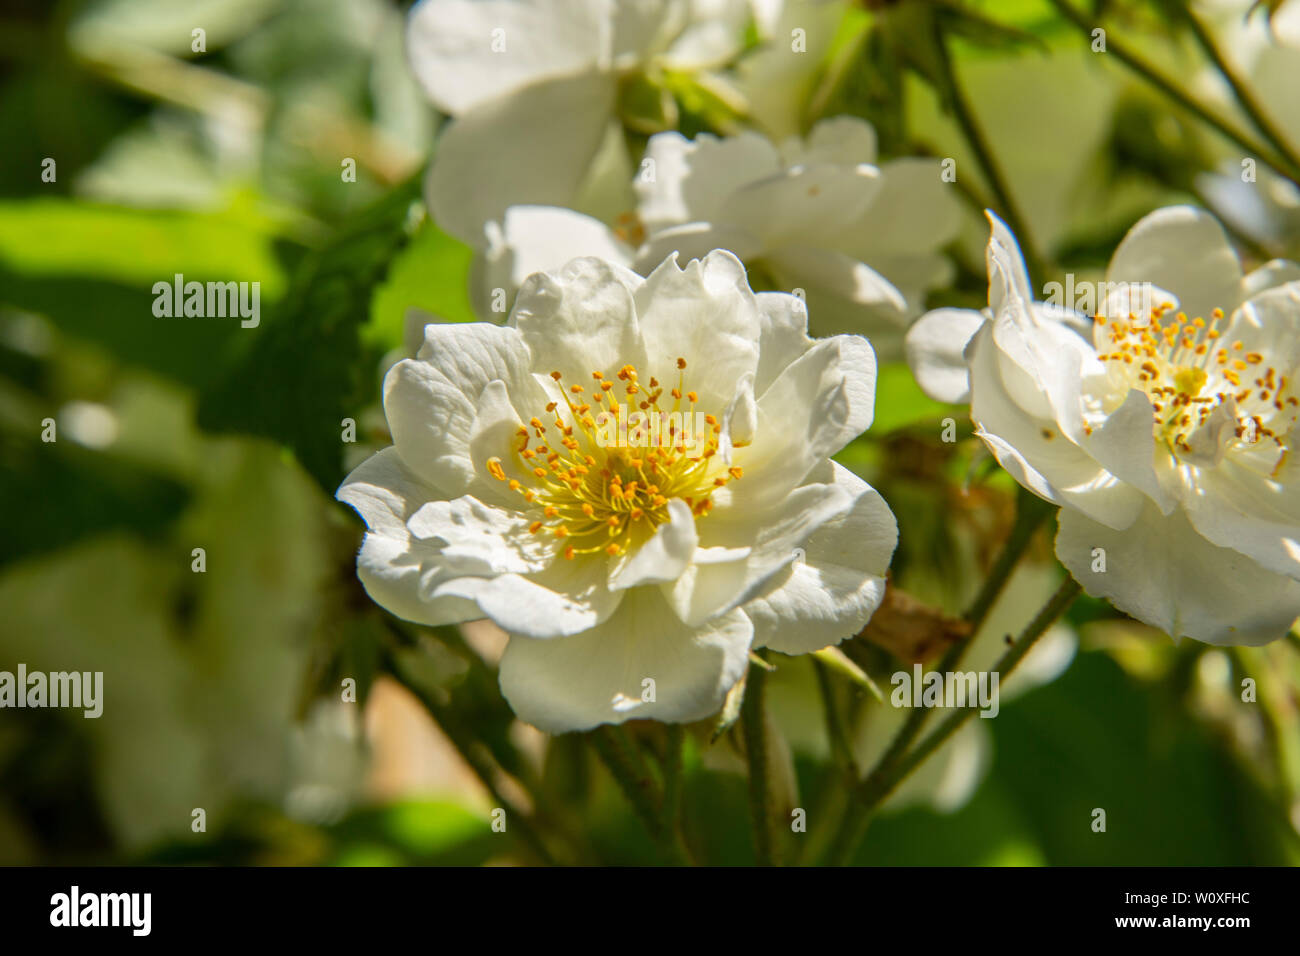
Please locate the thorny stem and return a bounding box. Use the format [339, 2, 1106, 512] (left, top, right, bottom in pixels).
[589, 726, 693, 864]
[660, 724, 687, 843]
[822, 491, 1055, 865]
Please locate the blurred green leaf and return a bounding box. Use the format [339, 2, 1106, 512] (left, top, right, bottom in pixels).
[0, 198, 286, 287]
[197, 178, 420, 492]
[869, 361, 962, 435]
[859, 650, 1298, 864]
[330, 800, 495, 866]
[0, 200, 288, 386]
[0, 433, 189, 566]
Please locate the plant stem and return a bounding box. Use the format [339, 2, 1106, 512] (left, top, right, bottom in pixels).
[589, 726, 694, 864]
[863, 577, 1080, 805]
[857, 489, 1051, 800]
[742, 655, 779, 866]
[827, 576, 1082, 864]
[813, 656, 860, 779]
[384, 648, 560, 866]
[1045, 0, 1300, 184]
[931, 15, 1044, 280]
[1183, 7, 1300, 183]
[963, 488, 1056, 636]
[590, 726, 662, 831]
[660, 724, 687, 844]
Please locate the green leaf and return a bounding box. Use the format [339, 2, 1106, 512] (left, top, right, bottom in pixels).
[364, 218, 477, 352]
[197, 179, 421, 492]
[0, 199, 288, 387]
[0, 198, 286, 288]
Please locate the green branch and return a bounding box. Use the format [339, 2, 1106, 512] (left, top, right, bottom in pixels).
[1046, 0, 1300, 184]
[1183, 6, 1300, 181]
[742, 655, 780, 866]
[930, 15, 1045, 280]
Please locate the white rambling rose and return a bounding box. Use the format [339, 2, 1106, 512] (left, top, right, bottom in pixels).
[907, 207, 1300, 646]
[339, 250, 897, 732]
[407, 0, 779, 243]
[477, 116, 960, 354]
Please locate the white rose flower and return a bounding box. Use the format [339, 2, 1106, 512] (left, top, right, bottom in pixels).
[907, 207, 1300, 646]
[477, 116, 960, 354]
[407, 0, 778, 243]
[339, 250, 898, 732]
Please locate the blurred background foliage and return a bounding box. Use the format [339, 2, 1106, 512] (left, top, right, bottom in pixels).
[1, 0, 1298, 866]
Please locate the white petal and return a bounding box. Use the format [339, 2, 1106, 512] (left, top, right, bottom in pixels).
[406, 0, 607, 114]
[355, 533, 485, 626]
[478, 205, 634, 311]
[729, 332, 877, 510]
[427, 70, 616, 243]
[752, 291, 814, 394]
[510, 254, 647, 380]
[384, 323, 539, 497]
[336, 448, 485, 626]
[633, 249, 762, 409]
[790, 115, 878, 165]
[609, 498, 699, 590]
[1056, 504, 1300, 646]
[1105, 205, 1245, 320]
[636, 129, 782, 230]
[763, 245, 909, 341]
[498, 589, 753, 732]
[842, 157, 961, 259]
[904, 307, 986, 403]
[1242, 259, 1300, 300]
[668, 468, 855, 625]
[746, 464, 897, 653]
[472, 554, 623, 639]
[720, 371, 757, 457]
[732, 0, 841, 141]
[716, 163, 883, 248]
[337, 446, 437, 536]
[632, 221, 765, 272]
[984, 209, 1034, 313]
[1081, 388, 1175, 513]
[1181, 458, 1300, 579]
[967, 323, 1146, 530]
[407, 496, 550, 575]
[1223, 281, 1300, 372]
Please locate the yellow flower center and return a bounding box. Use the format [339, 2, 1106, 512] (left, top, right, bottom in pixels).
[1094, 304, 1298, 470]
[485, 358, 743, 560]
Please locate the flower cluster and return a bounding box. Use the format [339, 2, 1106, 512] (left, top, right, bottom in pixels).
[337, 0, 1300, 740]
[477, 116, 959, 351]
